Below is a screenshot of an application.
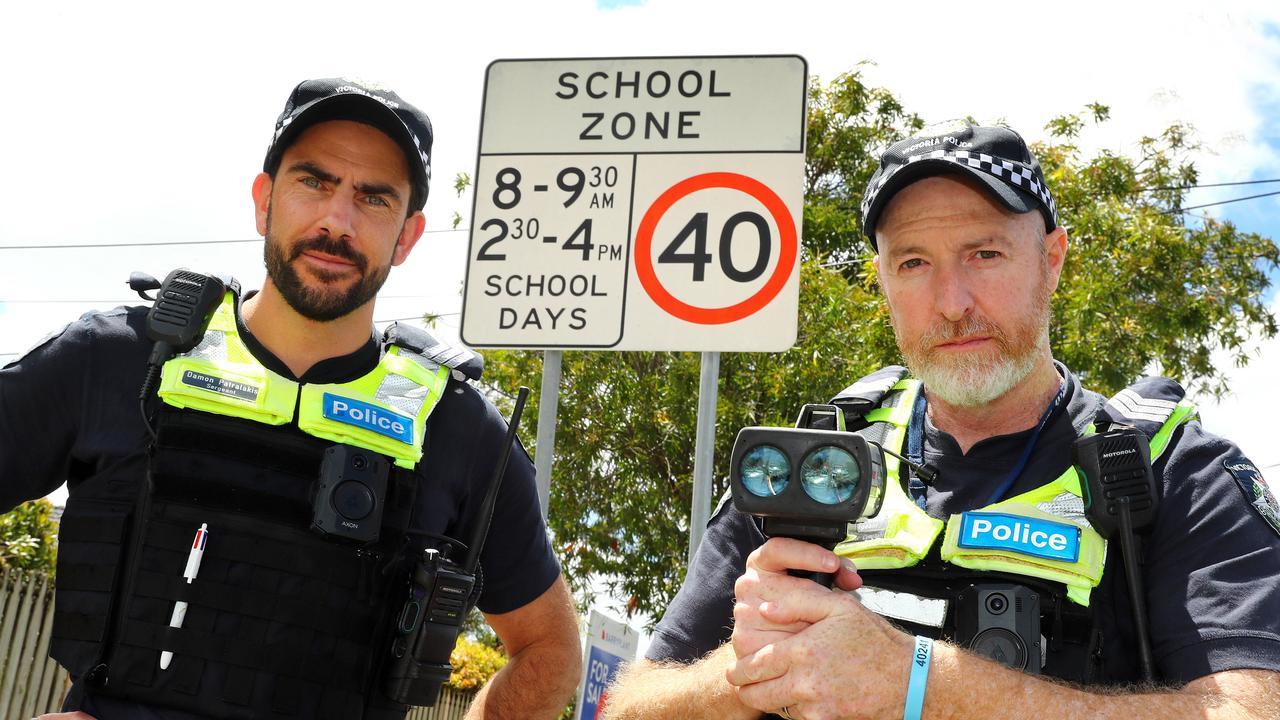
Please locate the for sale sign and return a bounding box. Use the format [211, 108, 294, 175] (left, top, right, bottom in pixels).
[573, 610, 639, 720]
[461, 56, 806, 351]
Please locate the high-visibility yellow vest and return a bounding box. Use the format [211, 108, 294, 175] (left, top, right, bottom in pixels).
[835, 376, 1196, 606]
[156, 291, 454, 468]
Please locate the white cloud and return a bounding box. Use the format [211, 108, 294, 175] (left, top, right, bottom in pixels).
[1196, 294, 1280, 474]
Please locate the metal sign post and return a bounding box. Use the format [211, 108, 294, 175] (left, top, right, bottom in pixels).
[533, 350, 562, 520]
[688, 351, 720, 564]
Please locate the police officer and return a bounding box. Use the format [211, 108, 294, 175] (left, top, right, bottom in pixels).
[3, 78, 581, 720]
[603, 124, 1280, 719]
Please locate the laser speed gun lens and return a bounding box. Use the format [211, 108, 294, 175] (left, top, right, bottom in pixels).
[800, 446, 860, 505]
[740, 445, 790, 497]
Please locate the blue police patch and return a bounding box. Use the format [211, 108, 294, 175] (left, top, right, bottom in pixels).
[1225, 456, 1280, 537]
[956, 512, 1081, 563]
[322, 393, 414, 444]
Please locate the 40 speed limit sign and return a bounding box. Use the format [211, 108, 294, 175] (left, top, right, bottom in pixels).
[461, 55, 806, 351]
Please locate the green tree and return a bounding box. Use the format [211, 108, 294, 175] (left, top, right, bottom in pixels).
[478, 77, 1278, 623]
[0, 498, 59, 575]
[1042, 105, 1279, 396]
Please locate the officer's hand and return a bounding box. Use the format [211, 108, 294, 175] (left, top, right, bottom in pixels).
[35, 713, 97, 720]
[730, 537, 861, 659]
[728, 537, 911, 719]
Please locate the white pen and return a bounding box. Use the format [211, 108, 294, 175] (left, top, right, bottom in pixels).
[160, 522, 208, 670]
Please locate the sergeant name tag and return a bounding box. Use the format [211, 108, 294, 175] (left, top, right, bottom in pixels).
[182, 369, 260, 403]
[956, 512, 1080, 563]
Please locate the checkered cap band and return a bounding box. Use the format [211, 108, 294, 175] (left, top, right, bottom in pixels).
[861, 149, 1058, 227]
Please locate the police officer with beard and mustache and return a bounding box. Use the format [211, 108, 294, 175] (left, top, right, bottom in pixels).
[603, 124, 1280, 720]
[1, 79, 581, 720]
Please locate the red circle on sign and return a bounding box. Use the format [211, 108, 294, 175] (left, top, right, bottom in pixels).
[634, 172, 797, 325]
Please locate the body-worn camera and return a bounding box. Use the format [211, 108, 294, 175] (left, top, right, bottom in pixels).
[955, 584, 1042, 674]
[311, 444, 388, 544]
[730, 405, 887, 585]
[385, 548, 475, 706]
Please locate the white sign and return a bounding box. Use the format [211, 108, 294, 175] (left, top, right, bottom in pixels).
[573, 610, 640, 720]
[461, 56, 806, 351]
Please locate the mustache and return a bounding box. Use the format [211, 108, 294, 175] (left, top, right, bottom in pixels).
[917, 314, 1008, 352]
[288, 235, 367, 272]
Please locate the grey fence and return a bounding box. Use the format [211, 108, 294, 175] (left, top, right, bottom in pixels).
[0, 569, 474, 719]
[406, 687, 474, 719]
[0, 570, 67, 717]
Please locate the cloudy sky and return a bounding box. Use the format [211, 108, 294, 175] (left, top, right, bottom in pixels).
[3, 1, 1278, 604]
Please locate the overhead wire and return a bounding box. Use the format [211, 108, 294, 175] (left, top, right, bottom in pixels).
[0, 227, 470, 251]
[1, 312, 463, 358]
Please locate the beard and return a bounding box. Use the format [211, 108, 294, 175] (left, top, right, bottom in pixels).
[895, 270, 1054, 408]
[263, 209, 392, 322]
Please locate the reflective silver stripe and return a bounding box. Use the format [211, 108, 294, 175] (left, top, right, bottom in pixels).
[856, 586, 948, 628]
[375, 373, 430, 417]
[844, 375, 899, 399]
[374, 351, 443, 417]
[1107, 388, 1175, 423]
[848, 516, 890, 542]
[1036, 491, 1089, 528]
[423, 342, 476, 369]
[398, 350, 443, 376]
[186, 329, 229, 363]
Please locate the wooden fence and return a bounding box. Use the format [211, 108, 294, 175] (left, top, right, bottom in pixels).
[0, 570, 67, 717]
[406, 687, 475, 719]
[0, 569, 474, 719]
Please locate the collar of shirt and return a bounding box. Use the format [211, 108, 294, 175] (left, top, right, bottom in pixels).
[919, 361, 1106, 517]
[233, 290, 380, 384]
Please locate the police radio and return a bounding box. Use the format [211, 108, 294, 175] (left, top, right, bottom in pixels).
[384, 387, 530, 707]
[136, 269, 227, 436]
[1075, 427, 1160, 682]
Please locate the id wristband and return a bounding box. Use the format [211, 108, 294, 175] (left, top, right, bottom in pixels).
[903, 635, 933, 720]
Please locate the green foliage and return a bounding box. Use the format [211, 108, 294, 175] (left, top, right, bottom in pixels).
[477, 75, 1278, 622]
[447, 636, 508, 692]
[0, 499, 59, 575]
[803, 68, 923, 265]
[1039, 112, 1280, 397]
[483, 262, 900, 622]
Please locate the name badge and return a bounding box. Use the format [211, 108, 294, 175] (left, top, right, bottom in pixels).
[957, 511, 1080, 563]
[323, 393, 413, 444]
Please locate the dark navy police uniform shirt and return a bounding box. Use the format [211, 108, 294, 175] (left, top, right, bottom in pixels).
[647, 364, 1280, 688]
[0, 303, 561, 719]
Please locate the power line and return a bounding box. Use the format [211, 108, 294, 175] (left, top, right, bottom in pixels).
[0, 227, 469, 251]
[1162, 190, 1280, 215]
[0, 312, 464, 357]
[0, 293, 460, 305]
[1139, 177, 1280, 192]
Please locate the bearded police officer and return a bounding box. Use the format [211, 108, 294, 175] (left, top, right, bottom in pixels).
[2, 78, 581, 720]
[603, 124, 1280, 719]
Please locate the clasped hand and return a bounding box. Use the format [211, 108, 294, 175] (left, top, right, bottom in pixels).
[726, 538, 913, 720]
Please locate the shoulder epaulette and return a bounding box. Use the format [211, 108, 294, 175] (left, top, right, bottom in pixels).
[830, 365, 909, 418]
[1098, 376, 1191, 437]
[383, 323, 484, 382]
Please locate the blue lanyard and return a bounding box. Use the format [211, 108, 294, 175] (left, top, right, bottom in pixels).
[906, 380, 1066, 508]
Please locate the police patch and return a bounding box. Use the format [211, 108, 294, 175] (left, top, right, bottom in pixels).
[1225, 456, 1280, 537]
